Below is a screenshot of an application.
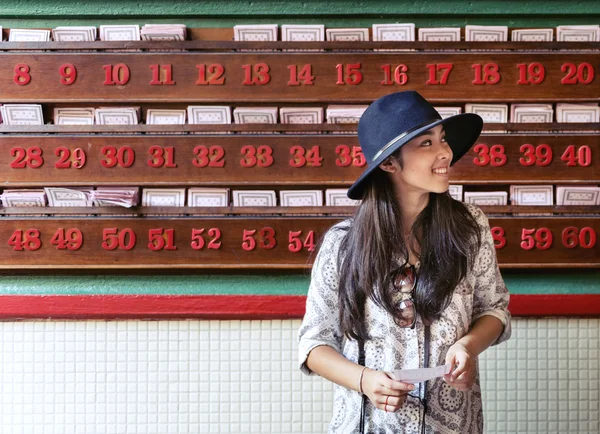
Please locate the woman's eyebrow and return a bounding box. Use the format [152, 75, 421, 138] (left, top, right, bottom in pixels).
[420, 128, 446, 136]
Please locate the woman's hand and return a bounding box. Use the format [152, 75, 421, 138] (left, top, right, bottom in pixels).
[444, 342, 476, 391]
[361, 368, 415, 412]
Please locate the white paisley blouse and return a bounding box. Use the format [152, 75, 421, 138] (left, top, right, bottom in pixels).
[298, 204, 511, 434]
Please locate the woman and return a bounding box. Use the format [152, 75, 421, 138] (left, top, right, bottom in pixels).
[298, 91, 511, 433]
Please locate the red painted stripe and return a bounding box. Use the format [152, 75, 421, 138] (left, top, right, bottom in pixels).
[0, 295, 308, 319]
[0, 294, 597, 319]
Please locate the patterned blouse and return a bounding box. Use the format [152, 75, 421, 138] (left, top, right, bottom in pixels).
[298, 204, 511, 434]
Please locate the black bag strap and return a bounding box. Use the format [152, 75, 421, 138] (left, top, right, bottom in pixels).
[358, 339, 366, 434]
[421, 324, 430, 434]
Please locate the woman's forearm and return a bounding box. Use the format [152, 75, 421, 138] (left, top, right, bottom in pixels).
[456, 315, 504, 357]
[306, 345, 365, 392]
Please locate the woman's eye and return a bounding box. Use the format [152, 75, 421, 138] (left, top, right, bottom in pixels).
[441, 136, 447, 142]
[421, 140, 432, 146]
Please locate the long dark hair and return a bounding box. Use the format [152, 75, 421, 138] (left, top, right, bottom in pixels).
[335, 161, 481, 341]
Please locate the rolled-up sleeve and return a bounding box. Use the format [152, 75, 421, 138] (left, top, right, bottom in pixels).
[298, 225, 346, 375]
[470, 207, 512, 346]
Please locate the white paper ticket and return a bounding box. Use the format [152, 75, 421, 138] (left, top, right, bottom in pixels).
[392, 364, 452, 383]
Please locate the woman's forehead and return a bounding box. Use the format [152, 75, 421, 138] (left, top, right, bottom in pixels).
[420, 124, 445, 136]
[408, 124, 445, 143]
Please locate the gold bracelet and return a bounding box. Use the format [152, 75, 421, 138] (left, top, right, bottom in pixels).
[358, 366, 368, 394]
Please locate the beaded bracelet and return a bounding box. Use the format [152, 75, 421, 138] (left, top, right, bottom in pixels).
[358, 366, 368, 394]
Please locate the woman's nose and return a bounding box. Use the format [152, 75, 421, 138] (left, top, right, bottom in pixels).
[438, 142, 452, 161]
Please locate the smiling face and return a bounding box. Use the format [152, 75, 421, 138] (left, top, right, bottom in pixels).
[378, 124, 453, 196]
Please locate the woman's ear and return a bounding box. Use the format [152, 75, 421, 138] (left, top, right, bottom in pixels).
[379, 156, 397, 173]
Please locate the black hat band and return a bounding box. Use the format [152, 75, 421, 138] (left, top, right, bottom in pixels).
[371, 118, 441, 162]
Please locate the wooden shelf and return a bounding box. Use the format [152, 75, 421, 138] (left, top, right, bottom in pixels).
[0, 205, 598, 216]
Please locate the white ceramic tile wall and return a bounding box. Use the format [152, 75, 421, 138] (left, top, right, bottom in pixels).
[0, 318, 598, 434]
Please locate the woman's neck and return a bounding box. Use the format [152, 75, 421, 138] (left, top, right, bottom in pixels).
[396, 190, 430, 231]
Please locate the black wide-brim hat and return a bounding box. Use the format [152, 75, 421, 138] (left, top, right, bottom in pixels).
[347, 91, 483, 200]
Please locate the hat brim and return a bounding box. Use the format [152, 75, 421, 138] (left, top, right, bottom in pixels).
[347, 113, 483, 200]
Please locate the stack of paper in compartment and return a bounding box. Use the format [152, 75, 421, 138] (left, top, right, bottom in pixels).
[1, 190, 47, 207]
[146, 109, 186, 134]
[142, 188, 186, 216]
[0, 104, 44, 125]
[510, 185, 554, 216]
[281, 24, 325, 51]
[100, 25, 140, 52]
[373, 23, 415, 51]
[280, 190, 323, 216]
[141, 24, 186, 41]
[44, 187, 93, 216]
[52, 26, 96, 41]
[187, 106, 232, 134]
[91, 187, 139, 208]
[95, 107, 139, 126]
[326, 105, 367, 134]
[8, 29, 50, 42]
[556, 186, 600, 207]
[54, 108, 95, 125]
[233, 107, 278, 134]
[463, 191, 508, 206]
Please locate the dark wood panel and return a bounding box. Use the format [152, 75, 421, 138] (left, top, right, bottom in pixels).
[0, 134, 597, 185]
[0, 217, 597, 269]
[1, 52, 599, 102]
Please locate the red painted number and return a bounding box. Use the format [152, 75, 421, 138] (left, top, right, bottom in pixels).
[50, 228, 83, 250]
[516, 63, 545, 85]
[240, 145, 273, 168]
[519, 144, 552, 167]
[8, 229, 41, 251]
[335, 145, 366, 167]
[192, 145, 225, 168]
[55, 148, 86, 169]
[191, 228, 222, 250]
[426, 63, 453, 85]
[100, 146, 135, 168]
[472, 63, 500, 85]
[490, 227, 506, 249]
[562, 227, 596, 249]
[561, 63, 595, 85]
[561, 145, 592, 167]
[148, 146, 177, 168]
[103, 64, 130, 85]
[242, 63, 270, 85]
[242, 228, 276, 251]
[521, 228, 553, 250]
[380, 64, 408, 85]
[473, 144, 507, 167]
[336, 63, 363, 85]
[14, 64, 31, 86]
[149, 64, 175, 85]
[101, 228, 136, 251]
[288, 230, 316, 253]
[148, 228, 177, 251]
[59, 63, 77, 85]
[196, 64, 225, 85]
[289, 146, 323, 168]
[287, 64, 315, 85]
[10, 147, 44, 169]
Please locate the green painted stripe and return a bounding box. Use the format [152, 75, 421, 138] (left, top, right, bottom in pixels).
[1, 1, 599, 16]
[2, 17, 600, 29]
[0, 274, 311, 295]
[1, 0, 599, 28]
[0, 271, 598, 295]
